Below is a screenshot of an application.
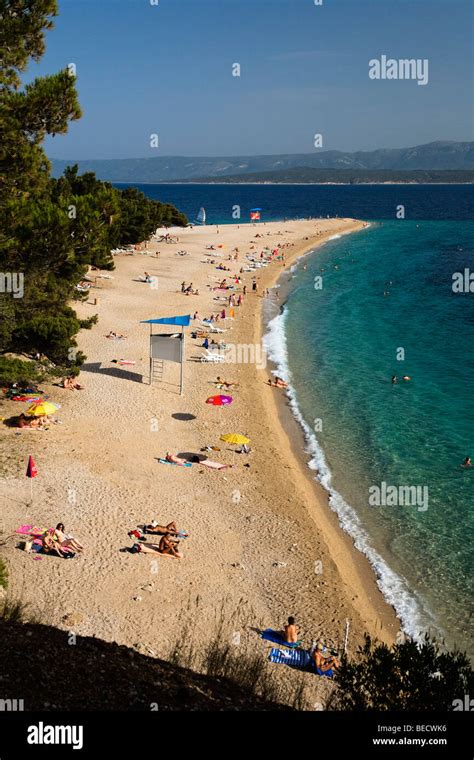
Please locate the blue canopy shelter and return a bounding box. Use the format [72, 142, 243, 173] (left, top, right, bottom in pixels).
[141, 315, 191, 394]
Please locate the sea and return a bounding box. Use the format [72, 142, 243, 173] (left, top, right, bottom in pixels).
[124, 182, 474, 656]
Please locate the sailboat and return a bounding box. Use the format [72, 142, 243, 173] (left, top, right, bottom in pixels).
[195, 207, 206, 225]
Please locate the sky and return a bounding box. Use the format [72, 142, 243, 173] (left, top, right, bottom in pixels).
[23, 0, 474, 160]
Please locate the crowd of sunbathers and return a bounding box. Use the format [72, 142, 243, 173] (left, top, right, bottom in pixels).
[127, 519, 189, 559]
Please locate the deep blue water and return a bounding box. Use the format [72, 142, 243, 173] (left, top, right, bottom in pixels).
[116, 182, 473, 224]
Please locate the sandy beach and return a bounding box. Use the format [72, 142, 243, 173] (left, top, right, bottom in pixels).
[0, 218, 399, 705]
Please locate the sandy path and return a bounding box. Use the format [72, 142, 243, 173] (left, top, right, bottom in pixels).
[0, 219, 398, 704]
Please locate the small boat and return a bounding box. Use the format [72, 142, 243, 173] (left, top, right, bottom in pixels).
[195, 207, 206, 225]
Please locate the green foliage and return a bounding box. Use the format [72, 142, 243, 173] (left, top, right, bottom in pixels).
[333, 634, 474, 711]
[0, 2, 187, 375]
[0, 557, 8, 589]
[0, 357, 41, 386]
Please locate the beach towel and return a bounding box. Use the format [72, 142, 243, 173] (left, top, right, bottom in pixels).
[10, 395, 43, 403]
[260, 629, 301, 648]
[16, 524, 45, 537]
[268, 648, 334, 678]
[200, 460, 231, 470]
[158, 459, 192, 467]
[268, 647, 313, 670]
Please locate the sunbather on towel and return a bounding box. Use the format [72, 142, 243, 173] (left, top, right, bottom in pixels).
[54, 523, 84, 553]
[62, 375, 84, 390]
[133, 535, 182, 559]
[16, 413, 44, 429]
[165, 452, 187, 465]
[284, 616, 299, 645]
[312, 644, 340, 674]
[215, 376, 239, 389]
[144, 520, 188, 537]
[42, 529, 68, 557]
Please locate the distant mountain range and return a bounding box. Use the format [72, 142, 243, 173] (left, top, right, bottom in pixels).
[51, 141, 474, 184]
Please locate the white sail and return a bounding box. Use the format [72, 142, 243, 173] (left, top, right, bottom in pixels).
[196, 207, 206, 225]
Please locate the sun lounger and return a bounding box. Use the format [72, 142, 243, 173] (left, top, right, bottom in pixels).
[200, 351, 226, 363]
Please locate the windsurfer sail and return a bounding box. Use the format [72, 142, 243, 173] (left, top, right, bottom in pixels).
[196, 207, 206, 225]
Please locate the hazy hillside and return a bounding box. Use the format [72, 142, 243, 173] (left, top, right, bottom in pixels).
[50, 141, 474, 184]
[186, 168, 474, 185]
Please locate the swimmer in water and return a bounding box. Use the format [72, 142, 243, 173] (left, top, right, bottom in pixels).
[402, 376, 411, 381]
[461, 456, 472, 468]
[391, 375, 398, 384]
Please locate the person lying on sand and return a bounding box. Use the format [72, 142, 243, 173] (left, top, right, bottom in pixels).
[284, 616, 299, 644]
[215, 376, 239, 389]
[62, 375, 84, 390]
[106, 331, 127, 339]
[165, 452, 188, 465]
[16, 413, 45, 429]
[146, 521, 188, 537]
[132, 535, 182, 558]
[54, 523, 84, 553]
[268, 377, 288, 389]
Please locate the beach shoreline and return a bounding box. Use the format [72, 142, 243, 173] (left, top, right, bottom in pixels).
[0, 218, 398, 703]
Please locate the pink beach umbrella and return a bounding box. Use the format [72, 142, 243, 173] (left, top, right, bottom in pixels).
[206, 395, 233, 406]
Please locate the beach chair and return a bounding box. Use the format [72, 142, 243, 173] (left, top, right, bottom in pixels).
[200, 350, 226, 363]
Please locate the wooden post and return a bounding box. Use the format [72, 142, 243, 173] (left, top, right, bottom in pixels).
[180, 328, 184, 396]
[344, 619, 350, 653]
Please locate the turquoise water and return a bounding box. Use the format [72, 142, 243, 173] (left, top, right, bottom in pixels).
[265, 221, 474, 655]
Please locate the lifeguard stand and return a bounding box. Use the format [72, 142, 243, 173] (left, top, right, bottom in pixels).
[141, 315, 190, 395]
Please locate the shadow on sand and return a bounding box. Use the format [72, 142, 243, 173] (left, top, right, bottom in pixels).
[80, 362, 143, 384]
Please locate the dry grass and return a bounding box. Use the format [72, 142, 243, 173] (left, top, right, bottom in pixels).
[168, 595, 312, 709]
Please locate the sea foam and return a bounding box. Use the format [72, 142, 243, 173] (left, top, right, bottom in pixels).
[263, 308, 438, 642]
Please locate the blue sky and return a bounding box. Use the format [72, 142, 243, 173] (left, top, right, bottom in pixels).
[24, 0, 473, 159]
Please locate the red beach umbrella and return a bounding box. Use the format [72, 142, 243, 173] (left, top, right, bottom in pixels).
[26, 455, 38, 504]
[206, 395, 233, 406]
